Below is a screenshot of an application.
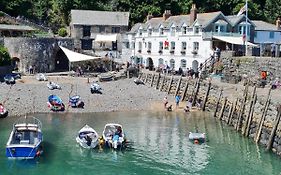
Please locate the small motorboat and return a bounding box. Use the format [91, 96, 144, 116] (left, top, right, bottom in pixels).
[36, 73, 48, 81]
[98, 73, 114, 82]
[47, 82, 61, 90]
[69, 95, 84, 108]
[102, 123, 125, 149]
[47, 95, 65, 111]
[6, 116, 43, 159]
[134, 78, 145, 85]
[90, 82, 102, 94]
[188, 132, 206, 144]
[0, 103, 8, 118]
[76, 124, 99, 149]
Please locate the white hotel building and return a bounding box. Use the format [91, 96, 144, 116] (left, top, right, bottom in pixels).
[127, 4, 256, 72]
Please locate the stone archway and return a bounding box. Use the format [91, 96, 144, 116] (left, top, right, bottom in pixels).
[146, 57, 154, 71]
[55, 48, 69, 71]
[11, 57, 20, 71]
[192, 60, 199, 72]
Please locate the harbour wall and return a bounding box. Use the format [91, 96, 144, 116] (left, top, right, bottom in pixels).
[138, 71, 281, 157]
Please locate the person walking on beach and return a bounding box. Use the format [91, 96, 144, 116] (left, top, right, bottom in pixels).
[175, 95, 181, 109]
[163, 96, 168, 109]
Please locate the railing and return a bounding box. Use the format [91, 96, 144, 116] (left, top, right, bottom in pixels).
[203, 32, 242, 39]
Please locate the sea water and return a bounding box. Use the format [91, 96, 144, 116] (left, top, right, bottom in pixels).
[0, 111, 281, 175]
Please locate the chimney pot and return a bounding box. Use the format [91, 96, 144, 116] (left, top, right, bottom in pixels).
[147, 14, 153, 22]
[163, 10, 171, 20]
[276, 17, 281, 30]
[190, 4, 197, 26]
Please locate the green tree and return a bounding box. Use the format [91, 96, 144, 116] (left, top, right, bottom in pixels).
[0, 46, 11, 66]
[264, 0, 281, 23]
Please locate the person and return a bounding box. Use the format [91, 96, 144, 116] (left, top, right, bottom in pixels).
[175, 95, 181, 109]
[115, 126, 122, 137]
[85, 134, 92, 146]
[163, 96, 168, 109]
[29, 65, 33, 74]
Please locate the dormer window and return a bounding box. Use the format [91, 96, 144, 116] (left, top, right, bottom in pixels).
[159, 27, 164, 35]
[238, 22, 250, 36]
[139, 29, 143, 36]
[182, 26, 187, 34]
[215, 25, 224, 33]
[182, 42, 186, 50]
[170, 26, 176, 36]
[194, 27, 200, 34]
[148, 28, 152, 36]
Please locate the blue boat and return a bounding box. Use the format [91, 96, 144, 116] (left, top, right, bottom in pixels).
[69, 95, 84, 108]
[47, 95, 65, 111]
[6, 116, 43, 159]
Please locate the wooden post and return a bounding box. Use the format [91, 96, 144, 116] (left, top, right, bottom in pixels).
[150, 74, 155, 87]
[181, 81, 189, 102]
[175, 76, 182, 96]
[255, 88, 272, 143]
[266, 106, 281, 151]
[155, 73, 161, 90]
[159, 75, 166, 91]
[227, 98, 237, 125]
[213, 89, 223, 118]
[244, 94, 257, 137]
[202, 80, 211, 111]
[236, 83, 249, 131]
[145, 73, 149, 83]
[242, 86, 257, 136]
[167, 76, 173, 94]
[218, 97, 227, 120]
[191, 78, 201, 106]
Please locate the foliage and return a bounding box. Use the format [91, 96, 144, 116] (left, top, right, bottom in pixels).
[0, 46, 11, 66]
[0, 0, 279, 30]
[58, 28, 67, 37]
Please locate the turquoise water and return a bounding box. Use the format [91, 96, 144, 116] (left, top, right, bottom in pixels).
[1, 111, 281, 175]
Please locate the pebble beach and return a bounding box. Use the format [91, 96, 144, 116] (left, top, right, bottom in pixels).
[0, 75, 176, 117]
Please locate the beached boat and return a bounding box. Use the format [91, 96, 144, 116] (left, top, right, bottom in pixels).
[90, 82, 102, 94]
[76, 124, 99, 149]
[47, 95, 65, 111]
[69, 95, 84, 108]
[47, 82, 61, 90]
[102, 123, 125, 149]
[98, 73, 114, 82]
[134, 78, 145, 85]
[0, 103, 8, 118]
[188, 132, 206, 144]
[6, 116, 43, 159]
[36, 73, 48, 81]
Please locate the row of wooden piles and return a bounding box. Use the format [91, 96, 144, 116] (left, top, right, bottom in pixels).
[138, 72, 281, 155]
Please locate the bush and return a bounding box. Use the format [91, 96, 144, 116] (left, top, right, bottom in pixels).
[0, 46, 11, 66]
[58, 28, 67, 37]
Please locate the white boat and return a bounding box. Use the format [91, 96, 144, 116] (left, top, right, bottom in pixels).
[102, 123, 125, 149]
[76, 124, 99, 149]
[6, 116, 43, 159]
[47, 82, 61, 90]
[90, 82, 102, 94]
[134, 78, 145, 85]
[36, 73, 48, 81]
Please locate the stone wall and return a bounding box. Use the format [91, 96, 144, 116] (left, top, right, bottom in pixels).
[3, 37, 74, 73]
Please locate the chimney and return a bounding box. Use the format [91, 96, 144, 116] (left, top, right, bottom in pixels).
[190, 4, 197, 26]
[147, 14, 153, 22]
[276, 17, 281, 30]
[163, 10, 171, 20]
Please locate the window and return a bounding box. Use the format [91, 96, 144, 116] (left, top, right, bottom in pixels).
[148, 28, 152, 36]
[124, 42, 130, 49]
[170, 59, 175, 69]
[138, 42, 142, 50]
[170, 26, 176, 36]
[194, 27, 199, 34]
[112, 27, 120, 33]
[254, 31, 257, 38]
[148, 42, 152, 50]
[83, 26, 91, 37]
[239, 25, 250, 35]
[171, 41, 175, 50]
[159, 42, 163, 50]
[193, 42, 199, 51]
[159, 28, 164, 35]
[180, 59, 187, 68]
[81, 39, 92, 50]
[182, 27, 187, 34]
[99, 26, 105, 33]
[269, 31, 275, 39]
[99, 42, 105, 48]
[215, 25, 224, 33]
[182, 42, 187, 50]
[139, 29, 142, 36]
[158, 58, 164, 67]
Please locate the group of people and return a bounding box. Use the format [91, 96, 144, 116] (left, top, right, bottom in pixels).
[163, 95, 202, 112]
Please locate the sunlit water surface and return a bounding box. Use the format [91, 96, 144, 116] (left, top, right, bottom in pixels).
[0, 111, 281, 175]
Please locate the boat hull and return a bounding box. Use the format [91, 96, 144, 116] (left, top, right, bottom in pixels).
[6, 144, 42, 159]
[76, 137, 99, 149]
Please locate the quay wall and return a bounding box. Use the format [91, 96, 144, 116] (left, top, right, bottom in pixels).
[138, 71, 281, 157]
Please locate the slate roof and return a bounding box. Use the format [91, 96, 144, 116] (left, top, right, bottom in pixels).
[196, 11, 222, 27]
[252, 20, 280, 31]
[0, 24, 35, 31]
[71, 10, 130, 26]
